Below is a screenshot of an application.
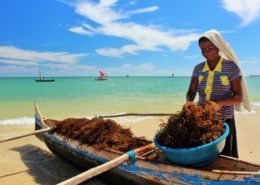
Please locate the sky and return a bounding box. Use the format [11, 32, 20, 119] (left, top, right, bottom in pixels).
[0, 0, 260, 77]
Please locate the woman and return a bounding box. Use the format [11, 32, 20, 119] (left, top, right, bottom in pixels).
[186, 30, 251, 158]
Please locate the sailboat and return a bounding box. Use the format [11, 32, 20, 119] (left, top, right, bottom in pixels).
[35, 69, 55, 82]
[95, 70, 107, 80]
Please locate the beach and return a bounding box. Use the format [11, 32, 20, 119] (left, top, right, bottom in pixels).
[0, 130, 106, 185]
[0, 77, 260, 184]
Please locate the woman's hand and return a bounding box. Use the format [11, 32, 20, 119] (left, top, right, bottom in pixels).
[184, 101, 194, 109]
[205, 101, 222, 110]
[206, 100, 217, 106]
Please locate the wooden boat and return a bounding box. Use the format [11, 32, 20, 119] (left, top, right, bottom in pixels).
[35, 105, 260, 185]
[249, 75, 260, 78]
[35, 69, 55, 82]
[95, 70, 107, 80]
[35, 79, 55, 82]
[95, 77, 107, 81]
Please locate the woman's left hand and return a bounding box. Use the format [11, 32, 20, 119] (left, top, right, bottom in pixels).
[206, 100, 222, 109]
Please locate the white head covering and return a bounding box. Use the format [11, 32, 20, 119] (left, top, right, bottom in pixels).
[201, 29, 251, 111]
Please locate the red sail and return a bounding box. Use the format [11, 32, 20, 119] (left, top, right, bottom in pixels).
[99, 70, 105, 80]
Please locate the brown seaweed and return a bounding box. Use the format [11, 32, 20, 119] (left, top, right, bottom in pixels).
[156, 102, 225, 148]
[45, 117, 151, 152]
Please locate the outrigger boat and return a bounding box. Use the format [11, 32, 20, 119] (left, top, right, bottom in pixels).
[35, 105, 260, 185]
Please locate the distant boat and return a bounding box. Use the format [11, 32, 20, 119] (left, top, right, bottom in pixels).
[249, 75, 260, 77]
[35, 69, 55, 82]
[95, 70, 108, 80]
[35, 78, 55, 82]
[126, 74, 129, 78]
[171, 73, 175, 78]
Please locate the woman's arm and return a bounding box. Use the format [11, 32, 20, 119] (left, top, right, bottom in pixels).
[186, 77, 198, 102]
[216, 77, 242, 106]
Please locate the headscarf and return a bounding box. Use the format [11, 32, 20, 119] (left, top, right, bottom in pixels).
[201, 29, 251, 111]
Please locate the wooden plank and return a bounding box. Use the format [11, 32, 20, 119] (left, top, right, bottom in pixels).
[0, 127, 52, 143]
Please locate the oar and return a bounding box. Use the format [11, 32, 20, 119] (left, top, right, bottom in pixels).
[0, 127, 52, 143]
[57, 143, 155, 185]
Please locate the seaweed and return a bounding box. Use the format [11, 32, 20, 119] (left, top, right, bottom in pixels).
[45, 117, 151, 152]
[156, 102, 225, 148]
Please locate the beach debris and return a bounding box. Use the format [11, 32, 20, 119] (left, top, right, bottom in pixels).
[45, 117, 151, 152]
[156, 102, 225, 148]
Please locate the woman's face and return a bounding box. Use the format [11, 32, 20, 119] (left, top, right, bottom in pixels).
[199, 40, 219, 61]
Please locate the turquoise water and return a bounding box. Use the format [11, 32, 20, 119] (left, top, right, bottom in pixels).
[0, 76, 260, 123]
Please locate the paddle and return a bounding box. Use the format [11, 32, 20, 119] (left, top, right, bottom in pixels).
[57, 143, 155, 185]
[0, 127, 52, 143]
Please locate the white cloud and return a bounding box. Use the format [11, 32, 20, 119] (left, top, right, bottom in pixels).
[240, 57, 260, 64]
[119, 62, 155, 70]
[75, 1, 126, 24]
[82, 23, 97, 32]
[184, 55, 199, 60]
[74, 65, 97, 70]
[44, 63, 96, 71]
[99, 0, 118, 7]
[135, 63, 155, 70]
[0, 45, 91, 76]
[96, 22, 199, 57]
[67, 1, 200, 58]
[96, 47, 123, 58]
[121, 63, 132, 68]
[69, 26, 93, 36]
[222, 0, 260, 26]
[0, 59, 38, 66]
[127, 6, 159, 15]
[0, 65, 37, 77]
[96, 44, 149, 57]
[0, 46, 87, 66]
[102, 62, 156, 76]
[129, 1, 137, 6]
[102, 62, 174, 76]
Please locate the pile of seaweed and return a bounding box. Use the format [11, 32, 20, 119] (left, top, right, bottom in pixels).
[45, 117, 151, 152]
[156, 102, 225, 148]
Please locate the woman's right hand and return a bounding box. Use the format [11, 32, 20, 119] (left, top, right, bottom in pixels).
[184, 101, 194, 109]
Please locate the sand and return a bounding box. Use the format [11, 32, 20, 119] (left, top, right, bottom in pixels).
[0, 126, 105, 185]
[0, 110, 259, 185]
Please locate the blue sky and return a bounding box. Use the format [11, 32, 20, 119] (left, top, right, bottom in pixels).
[0, 0, 260, 77]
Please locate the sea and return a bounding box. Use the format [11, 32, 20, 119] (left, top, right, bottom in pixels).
[0, 76, 193, 123]
[0, 76, 260, 184]
[1, 76, 260, 123]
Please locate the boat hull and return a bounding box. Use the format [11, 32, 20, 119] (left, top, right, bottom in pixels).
[95, 78, 107, 80]
[35, 79, 55, 82]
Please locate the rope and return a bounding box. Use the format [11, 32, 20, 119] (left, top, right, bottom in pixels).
[126, 150, 136, 164]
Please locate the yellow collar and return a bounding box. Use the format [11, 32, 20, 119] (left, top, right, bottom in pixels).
[202, 57, 223, 72]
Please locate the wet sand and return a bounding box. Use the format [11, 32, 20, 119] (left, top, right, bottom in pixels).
[0, 111, 259, 185]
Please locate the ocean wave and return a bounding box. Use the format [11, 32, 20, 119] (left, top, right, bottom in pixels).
[0, 117, 34, 125]
[235, 110, 256, 114]
[114, 116, 153, 123]
[252, 102, 260, 106]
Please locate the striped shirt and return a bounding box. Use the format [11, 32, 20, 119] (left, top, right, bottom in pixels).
[192, 57, 242, 120]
